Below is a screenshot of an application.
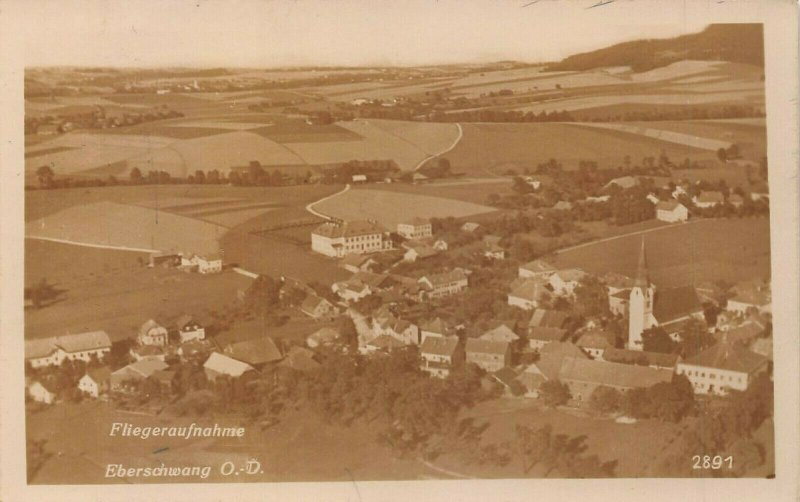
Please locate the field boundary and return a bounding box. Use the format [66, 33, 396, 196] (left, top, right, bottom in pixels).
[24, 236, 157, 254]
[554, 219, 706, 255]
[414, 123, 463, 171]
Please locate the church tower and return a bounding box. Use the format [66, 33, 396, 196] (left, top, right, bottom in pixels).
[628, 238, 654, 350]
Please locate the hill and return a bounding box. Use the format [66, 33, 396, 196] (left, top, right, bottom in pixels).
[547, 24, 763, 72]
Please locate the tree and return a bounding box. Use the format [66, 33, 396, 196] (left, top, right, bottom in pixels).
[337, 315, 358, 350]
[539, 379, 570, 408]
[716, 148, 728, 162]
[573, 276, 610, 317]
[677, 318, 714, 358]
[36, 165, 55, 188]
[642, 326, 677, 354]
[589, 386, 622, 414]
[194, 170, 206, 184]
[130, 167, 143, 183]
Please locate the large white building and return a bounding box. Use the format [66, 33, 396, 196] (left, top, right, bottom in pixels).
[397, 217, 432, 240]
[655, 201, 689, 222]
[676, 335, 768, 395]
[25, 331, 112, 368]
[311, 220, 392, 258]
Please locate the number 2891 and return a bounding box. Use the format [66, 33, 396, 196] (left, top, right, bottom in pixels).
[692, 455, 733, 469]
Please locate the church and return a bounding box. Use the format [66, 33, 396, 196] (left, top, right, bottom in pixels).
[626, 239, 705, 350]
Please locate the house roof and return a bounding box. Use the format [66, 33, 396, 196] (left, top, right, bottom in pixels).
[682, 339, 767, 374]
[150, 369, 176, 383]
[695, 191, 724, 203]
[131, 345, 164, 357]
[340, 253, 375, 268]
[729, 284, 771, 306]
[312, 220, 387, 239]
[611, 289, 631, 299]
[517, 367, 547, 392]
[653, 286, 703, 324]
[604, 176, 640, 190]
[534, 341, 589, 380]
[204, 352, 255, 377]
[351, 271, 392, 289]
[420, 317, 452, 335]
[575, 330, 614, 349]
[139, 319, 165, 337]
[602, 272, 636, 289]
[420, 270, 467, 288]
[173, 314, 198, 330]
[528, 309, 569, 329]
[509, 278, 548, 302]
[116, 359, 169, 379]
[602, 347, 679, 368]
[529, 327, 567, 342]
[656, 200, 684, 212]
[301, 294, 332, 313]
[405, 243, 438, 259]
[55, 331, 112, 354]
[465, 338, 510, 355]
[520, 259, 556, 275]
[480, 325, 520, 343]
[552, 268, 587, 283]
[86, 367, 112, 384]
[559, 356, 673, 389]
[718, 322, 765, 344]
[749, 337, 772, 360]
[279, 346, 321, 372]
[25, 337, 58, 359]
[420, 335, 460, 357]
[461, 222, 480, 232]
[493, 367, 521, 387]
[368, 334, 405, 350]
[225, 337, 282, 366]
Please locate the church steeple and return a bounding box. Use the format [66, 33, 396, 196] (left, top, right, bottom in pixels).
[634, 237, 649, 288]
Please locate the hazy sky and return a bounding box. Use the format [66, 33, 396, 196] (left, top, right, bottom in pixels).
[22, 0, 711, 68]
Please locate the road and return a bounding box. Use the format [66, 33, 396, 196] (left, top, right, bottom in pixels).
[304, 184, 350, 220]
[554, 219, 706, 255]
[24, 236, 157, 254]
[413, 122, 464, 171]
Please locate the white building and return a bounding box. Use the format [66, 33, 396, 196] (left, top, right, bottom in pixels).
[655, 201, 689, 222]
[397, 217, 432, 240]
[175, 315, 205, 343]
[25, 331, 112, 369]
[507, 278, 548, 311]
[548, 269, 587, 297]
[418, 270, 468, 299]
[676, 336, 769, 395]
[185, 253, 223, 274]
[311, 220, 392, 258]
[78, 367, 112, 398]
[138, 319, 169, 347]
[28, 381, 56, 404]
[518, 259, 556, 279]
[420, 336, 463, 378]
[693, 191, 724, 208]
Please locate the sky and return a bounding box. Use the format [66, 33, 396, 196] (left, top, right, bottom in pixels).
[20, 0, 712, 68]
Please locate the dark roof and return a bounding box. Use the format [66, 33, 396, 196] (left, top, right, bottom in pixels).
[534, 342, 588, 380]
[603, 347, 679, 368]
[529, 327, 567, 342]
[465, 338, 510, 355]
[520, 259, 556, 274]
[493, 367, 521, 387]
[420, 336, 460, 357]
[653, 286, 703, 324]
[368, 334, 405, 350]
[575, 330, 614, 349]
[559, 357, 673, 389]
[313, 220, 387, 238]
[656, 200, 684, 211]
[224, 337, 282, 366]
[279, 346, 321, 372]
[682, 340, 767, 374]
[528, 309, 569, 329]
[301, 294, 333, 314]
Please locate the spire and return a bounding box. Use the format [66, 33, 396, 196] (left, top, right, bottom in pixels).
[634, 237, 649, 288]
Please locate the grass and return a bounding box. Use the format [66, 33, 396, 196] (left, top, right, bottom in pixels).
[367, 179, 513, 205]
[552, 217, 771, 288]
[312, 187, 497, 229]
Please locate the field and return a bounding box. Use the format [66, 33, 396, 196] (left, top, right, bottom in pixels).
[438, 122, 720, 175]
[24, 239, 253, 341]
[513, 92, 763, 115]
[570, 122, 733, 151]
[368, 178, 513, 205]
[551, 217, 771, 288]
[311, 187, 497, 229]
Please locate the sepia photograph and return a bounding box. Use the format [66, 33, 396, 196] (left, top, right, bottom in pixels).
[1, 1, 799, 500]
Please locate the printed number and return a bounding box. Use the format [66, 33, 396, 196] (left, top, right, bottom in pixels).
[692, 455, 733, 469]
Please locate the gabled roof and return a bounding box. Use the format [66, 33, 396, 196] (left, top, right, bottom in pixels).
[313, 220, 388, 239]
[86, 366, 112, 384]
[480, 325, 520, 343]
[465, 338, 510, 355]
[279, 346, 321, 372]
[601, 272, 636, 289]
[367, 334, 405, 350]
[56, 330, 113, 353]
[115, 359, 169, 379]
[534, 342, 589, 380]
[529, 327, 567, 342]
[520, 259, 556, 275]
[420, 317, 452, 335]
[420, 270, 467, 288]
[683, 339, 767, 374]
[575, 330, 614, 350]
[509, 278, 548, 302]
[528, 309, 569, 329]
[729, 283, 771, 306]
[420, 335, 460, 357]
[653, 286, 703, 324]
[718, 322, 765, 344]
[461, 222, 480, 232]
[225, 337, 282, 366]
[301, 294, 333, 313]
[552, 268, 587, 283]
[340, 253, 376, 268]
[139, 319, 165, 337]
[25, 337, 58, 359]
[174, 314, 198, 330]
[203, 352, 255, 377]
[351, 271, 392, 289]
[602, 347, 679, 368]
[656, 200, 685, 212]
[559, 356, 673, 389]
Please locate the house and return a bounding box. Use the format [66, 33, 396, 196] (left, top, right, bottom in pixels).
[575, 330, 615, 359]
[25, 330, 113, 368]
[332, 278, 372, 302]
[516, 364, 548, 398]
[528, 308, 569, 330]
[306, 327, 342, 348]
[552, 201, 573, 211]
[461, 222, 480, 233]
[361, 334, 406, 354]
[78, 367, 112, 398]
[397, 217, 433, 240]
[174, 314, 205, 342]
[149, 252, 182, 268]
[727, 282, 771, 314]
[279, 346, 321, 372]
[528, 327, 567, 350]
[418, 270, 468, 298]
[646, 193, 660, 205]
[138, 319, 169, 347]
[750, 337, 773, 361]
[672, 185, 688, 199]
[130, 344, 166, 362]
[549, 269, 587, 297]
[525, 341, 589, 390]
[602, 347, 680, 370]
[339, 254, 378, 274]
[372, 313, 420, 346]
[655, 201, 689, 222]
[300, 294, 338, 319]
[480, 325, 520, 345]
[223, 336, 283, 368]
[182, 253, 223, 274]
[420, 336, 464, 378]
[559, 356, 673, 404]
[177, 340, 212, 362]
[715, 320, 765, 344]
[203, 352, 256, 382]
[27, 380, 57, 404]
[519, 259, 556, 279]
[433, 239, 449, 251]
[311, 220, 392, 257]
[352, 174, 368, 184]
[749, 182, 769, 202]
[111, 359, 169, 391]
[676, 335, 769, 395]
[693, 191, 724, 208]
[508, 277, 549, 311]
[728, 193, 744, 208]
[603, 176, 640, 191]
[402, 240, 439, 262]
[524, 176, 542, 190]
[465, 338, 511, 372]
[419, 317, 455, 343]
[492, 367, 526, 396]
[484, 242, 506, 260]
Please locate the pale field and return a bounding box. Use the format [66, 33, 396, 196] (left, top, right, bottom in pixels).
[169, 121, 269, 130]
[311, 187, 496, 229]
[514, 91, 764, 114]
[133, 197, 243, 210]
[200, 207, 276, 228]
[25, 144, 151, 175]
[570, 122, 733, 151]
[453, 71, 628, 98]
[25, 201, 227, 255]
[627, 60, 726, 82]
[663, 79, 764, 93]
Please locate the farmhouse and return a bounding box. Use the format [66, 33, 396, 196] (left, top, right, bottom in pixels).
[339, 254, 378, 273]
[306, 327, 341, 348]
[418, 270, 468, 298]
[480, 325, 520, 345]
[182, 253, 223, 274]
[465, 338, 511, 373]
[138, 319, 169, 347]
[311, 220, 392, 258]
[300, 294, 339, 319]
[676, 335, 768, 395]
[575, 330, 615, 360]
[25, 330, 112, 368]
[507, 277, 549, 311]
[130, 345, 165, 362]
[352, 174, 368, 184]
[149, 252, 182, 268]
[693, 191, 724, 208]
[362, 334, 406, 354]
[433, 239, 449, 251]
[528, 308, 569, 329]
[549, 269, 587, 297]
[402, 240, 438, 262]
[420, 336, 464, 378]
[484, 242, 506, 260]
[111, 359, 169, 391]
[559, 356, 673, 404]
[28, 380, 57, 404]
[173, 314, 205, 343]
[78, 367, 112, 398]
[223, 337, 283, 368]
[519, 260, 556, 279]
[279, 346, 321, 372]
[655, 201, 689, 222]
[419, 317, 456, 343]
[461, 222, 480, 233]
[204, 352, 256, 382]
[397, 217, 433, 240]
[528, 327, 567, 350]
[372, 312, 420, 346]
[332, 278, 372, 302]
[727, 281, 771, 314]
[530, 341, 589, 381]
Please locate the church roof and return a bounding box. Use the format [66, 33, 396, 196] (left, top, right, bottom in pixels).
[634, 238, 649, 288]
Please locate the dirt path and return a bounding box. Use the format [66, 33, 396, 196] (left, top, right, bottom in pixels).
[553, 219, 705, 255]
[417, 457, 474, 479]
[304, 184, 351, 220]
[413, 122, 464, 171]
[24, 236, 156, 254]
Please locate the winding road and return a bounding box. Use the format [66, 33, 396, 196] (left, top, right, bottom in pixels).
[413, 122, 464, 171]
